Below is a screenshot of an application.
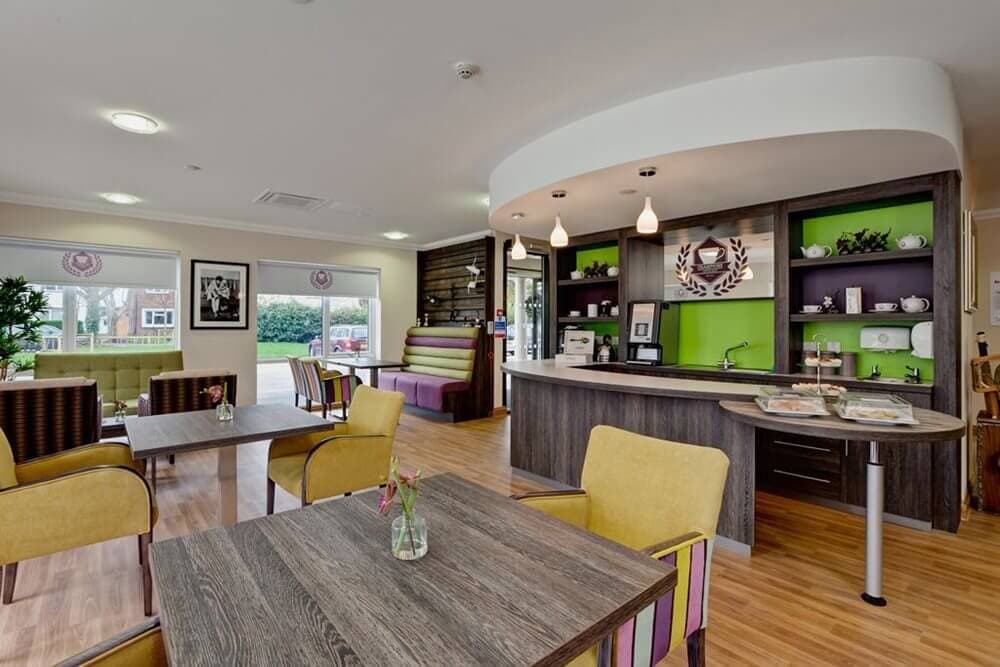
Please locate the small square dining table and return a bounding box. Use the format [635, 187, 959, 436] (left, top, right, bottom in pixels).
[151, 473, 677, 666]
[126, 404, 332, 525]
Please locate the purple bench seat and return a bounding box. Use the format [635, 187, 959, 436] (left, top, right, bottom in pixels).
[379, 371, 469, 413]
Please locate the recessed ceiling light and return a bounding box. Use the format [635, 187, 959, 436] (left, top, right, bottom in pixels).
[551, 190, 567, 199]
[382, 231, 409, 241]
[511, 212, 526, 220]
[101, 192, 140, 205]
[110, 112, 160, 135]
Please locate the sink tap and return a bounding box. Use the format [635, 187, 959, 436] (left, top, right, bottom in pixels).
[718, 340, 749, 370]
[869, 364, 881, 380]
[905, 366, 921, 384]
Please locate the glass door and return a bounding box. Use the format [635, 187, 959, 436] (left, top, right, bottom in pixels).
[503, 248, 546, 407]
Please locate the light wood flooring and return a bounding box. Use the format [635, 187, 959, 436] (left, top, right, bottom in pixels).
[2, 413, 1000, 665]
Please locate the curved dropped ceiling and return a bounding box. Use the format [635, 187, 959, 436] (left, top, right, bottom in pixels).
[488, 57, 963, 238]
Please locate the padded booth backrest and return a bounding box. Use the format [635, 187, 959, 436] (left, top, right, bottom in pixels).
[402, 327, 479, 382]
[35, 351, 184, 404]
[0, 378, 100, 463]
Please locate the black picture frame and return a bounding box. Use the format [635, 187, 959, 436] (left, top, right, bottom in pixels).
[190, 259, 250, 329]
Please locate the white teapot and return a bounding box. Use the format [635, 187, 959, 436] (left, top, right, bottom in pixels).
[896, 234, 928, 250]
[900, 295, 930, 313]
[801, 244, 833, 259]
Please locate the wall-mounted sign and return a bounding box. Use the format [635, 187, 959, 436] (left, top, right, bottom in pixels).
[664, 214, 774, 301]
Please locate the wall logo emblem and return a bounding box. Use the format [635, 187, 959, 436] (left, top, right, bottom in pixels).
[309, 270, 333, 290]
[675, 236, 748, 297]
[61, 250, 103, 278]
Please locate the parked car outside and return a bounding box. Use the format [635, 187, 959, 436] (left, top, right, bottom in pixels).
[309, 325, 368, 356]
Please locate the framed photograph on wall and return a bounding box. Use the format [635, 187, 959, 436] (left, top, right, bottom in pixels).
[190, 259, 250, 329]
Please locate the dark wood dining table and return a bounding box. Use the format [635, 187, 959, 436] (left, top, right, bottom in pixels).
[126, 404, 332, 525]
[151, 473, 676, 666]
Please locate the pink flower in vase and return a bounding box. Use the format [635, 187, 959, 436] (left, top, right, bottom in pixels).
[201, 384, 225, 405]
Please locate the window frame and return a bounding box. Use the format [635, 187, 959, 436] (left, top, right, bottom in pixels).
[141, 308, 176, 328]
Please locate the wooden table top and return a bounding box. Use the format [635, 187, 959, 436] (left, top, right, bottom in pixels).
[151, 473, 676, 666]
[720, 400, 966, 442]
[325, 357, 408, 370]
[126, 404, 332, 458]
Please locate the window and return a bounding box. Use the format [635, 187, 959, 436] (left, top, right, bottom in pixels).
[145, 288, 171, 294]
[142, 308, 175, 328]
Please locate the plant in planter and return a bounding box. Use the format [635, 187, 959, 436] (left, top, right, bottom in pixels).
[0, 277, 48, 381]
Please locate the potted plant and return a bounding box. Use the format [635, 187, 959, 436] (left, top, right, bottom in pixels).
[0, 277, 48, 381]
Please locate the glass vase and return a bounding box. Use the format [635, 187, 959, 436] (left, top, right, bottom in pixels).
[391, 513, 427, 560]
[216, 402, 234, 421]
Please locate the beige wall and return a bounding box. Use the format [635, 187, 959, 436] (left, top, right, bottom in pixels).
[0, 202, 417, 402]
[972, 155, 1000, 211]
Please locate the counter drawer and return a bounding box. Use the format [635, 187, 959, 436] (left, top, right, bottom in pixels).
[758, 429, 844, 500]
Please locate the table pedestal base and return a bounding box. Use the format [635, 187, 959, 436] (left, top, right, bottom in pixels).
[218, 446, 238, 526]
[862, 440, 887, 607]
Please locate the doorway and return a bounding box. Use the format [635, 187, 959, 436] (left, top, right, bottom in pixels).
[502, 241, 548, 408]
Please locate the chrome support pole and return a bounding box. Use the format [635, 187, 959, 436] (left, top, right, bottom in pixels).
[862, 439, 887, 606]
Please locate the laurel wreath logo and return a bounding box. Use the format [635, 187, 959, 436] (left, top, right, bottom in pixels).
[674, 238, 749, 297]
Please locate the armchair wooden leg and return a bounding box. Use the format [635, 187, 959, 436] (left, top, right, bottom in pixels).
[306, 399, 312, 412]
[266, 478, 275, 515]
[150, 457, 157, 494]
[294, 393, 300, 407]
[138, 535, 145, 566]
[342, 403, 348, 420]
[140, 533, 152, 617]
[687, 628, 706, 667]
[1, 562, 17, 605]
[322, 403, 328, 419]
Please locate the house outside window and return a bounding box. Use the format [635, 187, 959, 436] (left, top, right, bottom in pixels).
[142, 308, 175, 328]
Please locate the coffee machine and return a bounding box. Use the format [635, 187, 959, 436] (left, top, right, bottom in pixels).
[626, 301, 679, 366]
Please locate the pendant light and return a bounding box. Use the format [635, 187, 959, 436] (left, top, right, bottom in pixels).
[635, 166, 659, 234]
[511, 234, 527, 260]
[550, 214, 568, 248]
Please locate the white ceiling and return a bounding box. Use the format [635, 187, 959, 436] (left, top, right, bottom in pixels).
[0, 1, 998, 247]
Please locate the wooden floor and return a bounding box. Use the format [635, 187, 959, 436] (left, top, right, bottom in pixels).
[2, 412, 1000, 665]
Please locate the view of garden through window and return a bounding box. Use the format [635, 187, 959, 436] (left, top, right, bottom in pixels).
[256, 294, 372, 361]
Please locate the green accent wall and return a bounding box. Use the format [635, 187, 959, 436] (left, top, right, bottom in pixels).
[801, 322, 933, 380]
[575, 246, 619, 271]
[669, 299, 775, 369]
[800, 201, 933, 248]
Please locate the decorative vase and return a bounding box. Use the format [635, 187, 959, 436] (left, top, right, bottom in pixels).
[391, 513, 428, 560]
[216, 402, 234, 421]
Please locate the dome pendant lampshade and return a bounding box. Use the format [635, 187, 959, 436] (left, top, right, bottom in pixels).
[511, 234, 527, 260]
[550, 214, 569, 248]
[636, 195, 659, 234]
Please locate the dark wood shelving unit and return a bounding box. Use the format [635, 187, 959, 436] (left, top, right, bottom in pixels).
[557, 316, 619, 324]
[789, 247, 933, 269]
[557, 275, 619, 287]
[789, 312, 933, 322]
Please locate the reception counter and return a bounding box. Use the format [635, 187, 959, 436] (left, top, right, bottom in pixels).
[503, 359, 763, 552]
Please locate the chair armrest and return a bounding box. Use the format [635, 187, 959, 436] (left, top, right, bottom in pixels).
[319, 368, 342, 381]
[0, 465, 155, 564]
[512, 489, 590, 530]
[14, 442, 138, 484]
[55, 617, 163, 667]
[268, 424, 345, 461]
[640, 531, 706, 559]
[301, 433, 394, 503]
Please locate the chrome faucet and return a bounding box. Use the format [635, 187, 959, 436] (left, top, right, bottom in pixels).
[718, 340, 749, 370]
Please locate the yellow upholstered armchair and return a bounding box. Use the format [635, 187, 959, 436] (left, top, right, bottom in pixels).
[514, 425, 730, 667]
[266, 385, 405, 512]
[55, 617, 166, 667]
[0, 427, 157, 616]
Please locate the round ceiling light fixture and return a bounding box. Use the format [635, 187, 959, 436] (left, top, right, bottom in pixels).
[551, 189, 567, 199]
[511, 212, 525, 220]
[635, 166, 659, 234]
[110, 112, 160, 135]
[382, 231, 410, 241]
[482, 196, 491, 207]
[454, 62, 480, 80]
[101, 192, 140, 205]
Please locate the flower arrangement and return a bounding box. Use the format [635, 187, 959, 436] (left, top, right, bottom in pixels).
[201, 383, 233, 421]
[114, 400, 128, 422]
[377, 456, 426, 559]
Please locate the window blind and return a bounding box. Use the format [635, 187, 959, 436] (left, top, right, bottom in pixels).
[0, 237, 178, 289]
[257, 260, 379, 299]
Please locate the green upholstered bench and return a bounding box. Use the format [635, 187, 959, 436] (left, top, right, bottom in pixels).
[34, 350, 184, 417]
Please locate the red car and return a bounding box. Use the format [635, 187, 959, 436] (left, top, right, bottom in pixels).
[309, 325, 368, 356]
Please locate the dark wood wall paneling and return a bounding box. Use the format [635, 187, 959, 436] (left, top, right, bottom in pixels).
[416, 237, 496, 419]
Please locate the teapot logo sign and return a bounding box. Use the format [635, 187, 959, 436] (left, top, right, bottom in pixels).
[675, 236, 748, 297]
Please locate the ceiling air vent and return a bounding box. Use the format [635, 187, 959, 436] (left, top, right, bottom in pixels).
[253, 189, 329, 211]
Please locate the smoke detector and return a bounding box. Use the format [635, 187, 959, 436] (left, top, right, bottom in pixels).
[453, 62, 480, 80]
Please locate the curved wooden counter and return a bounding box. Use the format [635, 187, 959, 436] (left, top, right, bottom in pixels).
[503, 360, 760, 550]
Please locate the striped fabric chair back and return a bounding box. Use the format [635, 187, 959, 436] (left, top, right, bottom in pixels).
[300, 359, 328, 403]
[286, 356, 308, 398]
[0, 378, 100, 463]
[615, 535, 713, 666]
[147, 372, 238, 415]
